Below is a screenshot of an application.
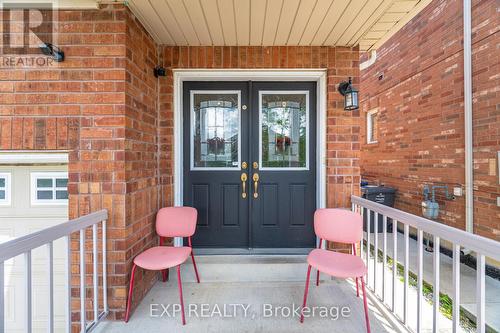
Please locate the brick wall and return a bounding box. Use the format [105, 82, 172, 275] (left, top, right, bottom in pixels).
[0, 4, 161, 323]
[122, 8, 160, 319]
[360, 0, 500, 240]
[0, 5, 361, 324]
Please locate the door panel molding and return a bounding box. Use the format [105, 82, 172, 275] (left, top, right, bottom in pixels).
[174, 70, 327, 248]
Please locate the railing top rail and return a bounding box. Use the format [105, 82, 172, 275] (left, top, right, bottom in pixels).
[0, 209, 108, 262]
[351, 196, 500, 261]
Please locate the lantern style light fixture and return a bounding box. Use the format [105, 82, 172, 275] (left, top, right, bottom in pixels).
[337, 77, 359, 110]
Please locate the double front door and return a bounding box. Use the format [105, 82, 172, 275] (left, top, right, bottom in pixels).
[183, 81, 316, 249]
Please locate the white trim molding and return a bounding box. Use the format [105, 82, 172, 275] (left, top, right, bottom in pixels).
[173, 69, 328, 246]
[0, 151, 68, 165]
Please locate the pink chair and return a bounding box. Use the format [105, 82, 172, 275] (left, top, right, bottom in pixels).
[300, 208, 370, 333]
[125, 207, 200, 325]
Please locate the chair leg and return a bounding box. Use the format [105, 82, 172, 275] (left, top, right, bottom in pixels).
[316, 270, 320, 286]
[176, 265, 186, 325]
[162, 269, 169, 282]
[125, 264, 137, 323]
[300, 265, 312, 323]
[361, 277, 371, 333]
[190, 250, 200, 283]
[352, 244, 360, 297]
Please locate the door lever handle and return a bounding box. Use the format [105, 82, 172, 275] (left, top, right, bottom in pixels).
[241, 173, 248, 198]
[252, 173, 259, 198]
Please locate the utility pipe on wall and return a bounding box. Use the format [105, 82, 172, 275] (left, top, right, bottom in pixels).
[463, 0, 473, 234]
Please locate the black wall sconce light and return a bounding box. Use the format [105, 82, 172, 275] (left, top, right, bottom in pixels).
[338, 77, 359, 111]
[154, 66, 166, 78]
[39, 43, 64, 62]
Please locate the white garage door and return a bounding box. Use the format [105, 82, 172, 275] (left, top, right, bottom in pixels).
[0, 164, 69, 332]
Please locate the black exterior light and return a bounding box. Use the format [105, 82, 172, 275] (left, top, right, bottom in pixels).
[39, 43, 64, 62]
[338, 77, 359, 111]
[154, 66, 166, 77]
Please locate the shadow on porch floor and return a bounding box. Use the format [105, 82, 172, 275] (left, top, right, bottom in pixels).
[95, 276, 397, 333]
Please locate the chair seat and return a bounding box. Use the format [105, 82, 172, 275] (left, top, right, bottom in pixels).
[307, 248, 367, 279]
[134, 246, 191, 270]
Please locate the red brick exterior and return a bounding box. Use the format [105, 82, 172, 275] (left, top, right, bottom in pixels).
[360, 0, 500, 240]
[0, 4, 160, 324]
[0, 5, 361, 322]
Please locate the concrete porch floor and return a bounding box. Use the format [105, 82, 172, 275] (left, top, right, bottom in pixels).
[95, 256, 398, 333]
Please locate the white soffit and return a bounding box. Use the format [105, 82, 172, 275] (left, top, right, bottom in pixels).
[13, 0, 433, 51]
[124, 0, 433, 51]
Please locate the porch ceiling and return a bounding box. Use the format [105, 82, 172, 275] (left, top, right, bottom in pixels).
[123, 0, 432, 51]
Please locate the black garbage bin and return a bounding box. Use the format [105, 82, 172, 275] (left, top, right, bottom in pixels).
[361, 185, 396, 233]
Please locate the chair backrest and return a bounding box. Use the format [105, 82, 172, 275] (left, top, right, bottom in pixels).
[314, 208, 362, 244]
[156, 207, 197, 238]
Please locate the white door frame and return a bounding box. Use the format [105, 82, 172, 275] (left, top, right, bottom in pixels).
[173, 69, 327, 246]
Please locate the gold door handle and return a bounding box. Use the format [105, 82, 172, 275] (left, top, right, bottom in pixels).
[252, 173, 259, 198]
[241, 173, 248, 198]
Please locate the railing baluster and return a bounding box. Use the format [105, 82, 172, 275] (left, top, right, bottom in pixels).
[66, 235, 72, 333]
[452, 244, 460, 333]
[0, 261, 4, 333]
[92, 224, 99, 324]
[382, 215, 387, 303]
[433, 236, 440, 332]
[403, 224, 409, 325]
[360, 207, 364, 261]
[392, 219, 397, 313]
[25, 251, 32, 333]
[367, 209, 371, 285]
[102, 220, 108, 314]
[374, 212, 378, 293]
[476, 254, 485, 333]
[417, 229, 423, 333]
[47, 242, 54, 333]
[80, 229, 86, 333]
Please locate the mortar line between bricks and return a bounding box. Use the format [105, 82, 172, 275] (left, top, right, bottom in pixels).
[365, 26, 500, 100]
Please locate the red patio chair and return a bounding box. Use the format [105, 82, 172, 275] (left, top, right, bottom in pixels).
[300, 208, 370, 333]
[125, 207, 200, 325]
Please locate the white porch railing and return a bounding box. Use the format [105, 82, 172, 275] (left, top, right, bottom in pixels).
[351, 195, 500, 333]
[0, 209, 108, 333]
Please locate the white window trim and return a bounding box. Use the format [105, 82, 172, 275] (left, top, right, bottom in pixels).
[30, 172, 69, 206]
[0, 172, 11, 206]
[367, 109, 379, 144]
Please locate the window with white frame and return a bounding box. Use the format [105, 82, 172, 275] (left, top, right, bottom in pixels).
[0, 172, 11, 205]
[367, 109, 379, 144]
[31, 172, 68, 205]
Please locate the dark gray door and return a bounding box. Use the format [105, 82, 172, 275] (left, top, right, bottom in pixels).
[249, 82, 316, 248]
[183, 81, 316, 249]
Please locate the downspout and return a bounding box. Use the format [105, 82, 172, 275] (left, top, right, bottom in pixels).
[463, 0, 474, 234]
